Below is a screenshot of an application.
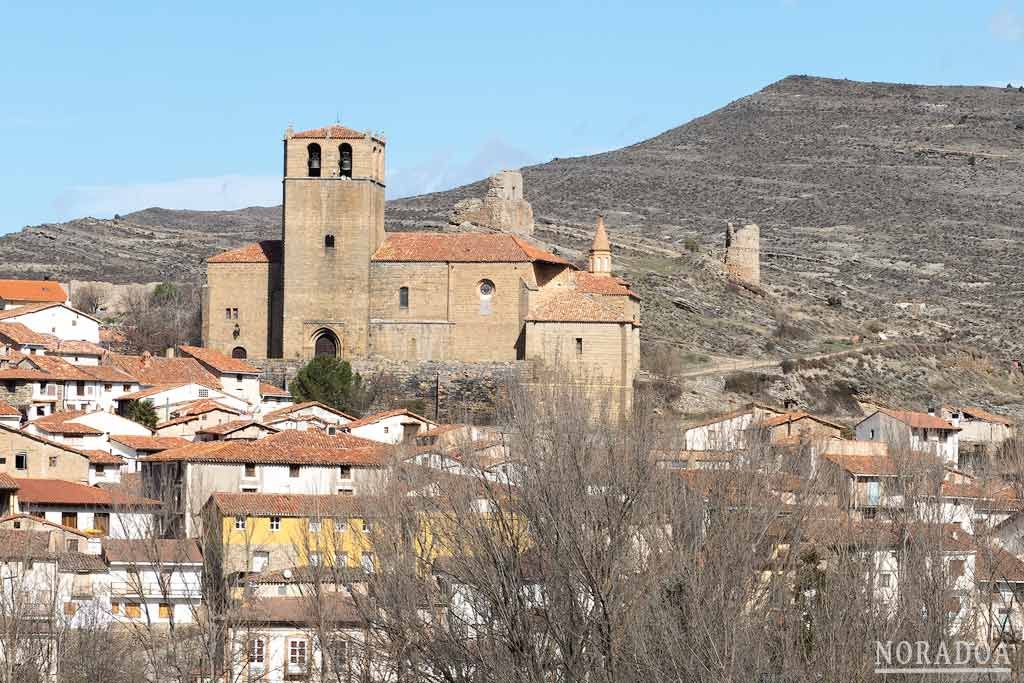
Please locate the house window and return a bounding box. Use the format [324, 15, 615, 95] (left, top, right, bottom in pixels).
[234, 515, 246, 530]
[249, 638, 265, 665]
[125, 603, 141, 618]
[361, 551, 374, 572]
[309, 551, 322, 566]
[325, 234, 335, 249]
[339, 465, 351, 480]
[66, 539, 79, 552]
[94, 513, 109, 535]
[35, 406, 44, 417]
[241, 487, 257, 494]
[225, 308, 231, 320]
[949, 558, 965, 578]
[62, 512, 78, 528]
[122, 384, 130, 392]
[76, 381, 86, 396]
[362, 519, 372, 533]
[49, 456, 58, 467]
[103, 384, 112, 392]
[64, 602, 77, 616]
[308, 518, 322, 533]
[478, 279, 495, 315]
[869, 429, 876, 439]
[334, 518, 347, 532]
[270, 516, 281, 531]
[232, 308, 238, 320]
[399, 287, 409, 310]
[244, 464, 256, 478]
[235, 374, 243, 382]
[94, 464, 104, 476]
[383, 426, 389, 434]
[575, 337, 583, 356]
[879, 572, 892, 588]
[288, 638, 308, 671]
[231, 347, 247, 359]
[159, 603, 171, 619]
[198, 388, 209, 398]
[110, 601, 121, 615]
[289, 465, 300, 478]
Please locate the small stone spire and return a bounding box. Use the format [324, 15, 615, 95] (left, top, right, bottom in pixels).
[588, 215, 612, 276]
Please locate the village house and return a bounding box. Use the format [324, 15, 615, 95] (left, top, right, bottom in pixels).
[0, 321, 50, 356]
[818, 441, 939, 519]
[195, 419, 278, 442]
[23, 409, 150, 451]
[178, 344, 264, 406]
[39, 337, 107, 366]
[261, 401, 354, 432]
[0, 302, 100, 343]
[104, 538, 204, 625]
[342, 408, 436, 444]
[140, 429, 388, 537]
[941, 406, 1016, 471]
[259, 381, 293, 413]
[855, 408, 961, 465]
[0, 424, 93, 484]
[227, 593, 367, 683]
[680, 402, 786, 451]
[204, 492, 377, 577]
[11, 477, 160, 538]
[108, 434, 191, 473]
[115, 382, 248, 423]
[18, 354, 139, 414]
[152, 399, 246, 439]
[0, 279, 68, 310]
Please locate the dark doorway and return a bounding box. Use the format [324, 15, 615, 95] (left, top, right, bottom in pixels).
[314, 332, 339, 358]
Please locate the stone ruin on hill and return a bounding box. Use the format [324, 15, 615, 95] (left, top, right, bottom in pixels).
[450, 170, 535, 235]
[724, 222, 761, 287]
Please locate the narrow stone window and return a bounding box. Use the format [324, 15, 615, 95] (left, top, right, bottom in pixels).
[398, 286, 409, 310]
[339, 143, 353, 178]
[231, 347, 247, 359]
[307, 143, 322, 177]
[575, 337, 584, 356]
[324, 234, 335, 249]
[478, 279, 495, 315]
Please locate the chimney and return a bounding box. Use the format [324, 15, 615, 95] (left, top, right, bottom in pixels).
[165, 347, 175, 359]
[927, 406, 936, 416]
[141, 351, 151, 368]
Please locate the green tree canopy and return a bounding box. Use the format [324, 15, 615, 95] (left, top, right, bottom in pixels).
[124, 399, 158, 430]
[289, 356, 366, 416]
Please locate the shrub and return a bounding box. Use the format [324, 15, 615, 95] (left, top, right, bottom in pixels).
[724, 371, 770, 396]
[290, 356, 367, 416]
[781, 358, 797, 374]
[684, 237, 700, 253]
[124, 400, 158, 429]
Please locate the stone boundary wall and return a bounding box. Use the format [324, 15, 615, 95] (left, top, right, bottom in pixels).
[250, 358, 525, 424]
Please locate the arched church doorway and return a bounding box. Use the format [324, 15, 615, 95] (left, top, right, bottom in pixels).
[314, 330, 339, 358]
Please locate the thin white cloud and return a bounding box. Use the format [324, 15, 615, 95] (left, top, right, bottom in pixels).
[387, 138, 539, 199]
[991, 3, 1024, 41]
[53, 174, 280, 220]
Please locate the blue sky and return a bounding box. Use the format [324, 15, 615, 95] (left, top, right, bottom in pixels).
[1, 1, 1022, 232]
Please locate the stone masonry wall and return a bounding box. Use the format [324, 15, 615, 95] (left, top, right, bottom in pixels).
[724, 222, 761, 286]
[251, 358, 523, 424]
[450, 170, 535, 236]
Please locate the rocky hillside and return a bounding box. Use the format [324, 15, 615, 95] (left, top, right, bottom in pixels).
[2, 75, 1023, 413]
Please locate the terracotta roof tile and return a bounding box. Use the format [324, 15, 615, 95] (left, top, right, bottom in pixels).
[259, 382, 291, 398]
[104, 538, 202, 564]
[958, 406, 1014, 426]
[344, 408, 433, 430]
[822, 451, 941, 476]
[0, 367, 51, 381]
[873, 408, 960, 431]
[0, 529, 51, 559]
[0, 402, 20, 417]
[81, 449, 124, 465]
[292, 124, 370, 140]
[0, 280, 67, 304]
[0, 322, 50, 345]
[13, 478, 160, 507]
[58, 552, 108, 573]
[42, 338, 108, 357]
[109, 354, 219, 387]
[526, 291, 634, 323]
[573, 271, 636, 297]
[195, 419, 276, 436]
[207, 240, 281, 264]
[178, 345, 260, 375]
[590, 216, 611, 252]
[372, 232, 570, 264]
[210, 492, 363, 516]
[0, 473, 18, 489]
[177, 399, 242, 417]
[109, 435, 191, 452]
[22, 355, 94, 381]
[977, 545, 1024, 582]
[0, 302, 61, 321]
[262, 401, 354, 422]
[234, 594, 363, 625]
[28, 411, 103, 435]
[758, 411, 846, 431]
[141, 429, 385, 465]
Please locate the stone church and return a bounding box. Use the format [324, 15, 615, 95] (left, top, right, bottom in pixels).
[202, 124, 640, 407]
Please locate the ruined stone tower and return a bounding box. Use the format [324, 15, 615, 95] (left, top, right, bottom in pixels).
[588, 215, 613, 277]
[724, 222, 761, 286]
[450, 170, 535, 235]
[281, 125, 387, 359]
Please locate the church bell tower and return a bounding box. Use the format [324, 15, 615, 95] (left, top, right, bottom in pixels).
[280, 124, 386, 359]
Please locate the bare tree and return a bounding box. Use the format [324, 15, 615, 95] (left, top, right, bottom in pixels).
[70, 285, 105, 317]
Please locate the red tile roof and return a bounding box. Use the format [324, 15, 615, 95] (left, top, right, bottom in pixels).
[109, 435, 191, 452]
[28, 411, 103, 435]
[177, 399, 242, 417]
[0, 402, 20, 417]
[207, 240, 282, 264]
[0, 302, 61, 321]
[104, 538, 202, 564]
[0, 473, 19, 490]
[234, 594, 363, 626]
[141, 429, 385, 465]
[0, 367, 51, 381]
[958, 406, 1014, 426]
[195, 419, 276, 436]
[0, 322, 50, 345]
[371, 233, 570, 265]
[81, 449, 124, 465]
[526, 291, 635, 323]
[109, 353, 219, 387]
[873, 408, 960, 431]
[977, 545, 1024, 582]
[759, 411, 846, 431]
[209, 492, 362, 516]
[292, 124, 369, 140]
[0, 280, 67, 304]
[13, 478, 160, 508]
[178, 345, 260, 375]
[0, 530, 51, 559]
[573, 271, 636, 297]
[259, 382, 291, 398]
[262, 401, 354, 422]
[42, 337, 108, 357]
[21, 355, 96, 381]
[344, 408, 433, 430]
[822, 451, 941, 476]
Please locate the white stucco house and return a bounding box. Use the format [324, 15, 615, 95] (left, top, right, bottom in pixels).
[0, 303, 100, 343]
[855, 408, 961, 465]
